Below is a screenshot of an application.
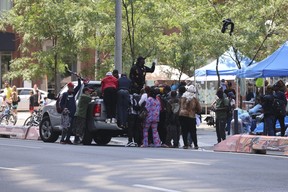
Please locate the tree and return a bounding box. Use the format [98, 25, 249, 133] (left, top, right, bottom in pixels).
[0, 0, 101, 93]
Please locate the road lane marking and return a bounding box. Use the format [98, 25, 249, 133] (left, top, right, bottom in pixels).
[145, 158, 210, 166]
[0, 143, 41, 149]
[0, 167, 20, 171]
[133, 184, 181, 192]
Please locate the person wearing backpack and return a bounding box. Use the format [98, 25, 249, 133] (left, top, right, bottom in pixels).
[60, 77, 81, 144]
[72, 87, 94, 144]
[212, 88, 229, 143]
[179, 84, 202, 149]
[273, 82, 287, 136]
[126, 93, 142, 147]
[261, 85, 276, 136]
[157, 85, 171, 145]
[164, 90, 180, 148]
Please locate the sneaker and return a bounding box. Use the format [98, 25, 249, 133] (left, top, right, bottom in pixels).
[194, 146, 199, 150]
[161, 144, 169, 148]
[125, 141, 133, 147]
[65, 140, 73, 145]
[183, 146, 189, 149]
[111, 118, 117, 124]
[73, 139, 82, 145]
[60, 140, 66, 144]
[105, 118, 111, 123]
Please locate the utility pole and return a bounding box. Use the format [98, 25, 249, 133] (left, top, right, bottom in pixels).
[115, 0, 122, 73]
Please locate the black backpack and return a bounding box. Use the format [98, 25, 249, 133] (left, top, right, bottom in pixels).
[130, 94, 141, 112]
[56, 94, 65, 113]
[273, 97, 286, 116]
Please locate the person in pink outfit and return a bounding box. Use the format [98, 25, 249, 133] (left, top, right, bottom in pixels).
[141, 87, 161, 147]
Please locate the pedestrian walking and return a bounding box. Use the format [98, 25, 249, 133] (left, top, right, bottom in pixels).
[213, 88, 229, 143]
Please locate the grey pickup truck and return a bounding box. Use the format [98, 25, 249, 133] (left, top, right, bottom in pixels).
[39, 80, 125, 145]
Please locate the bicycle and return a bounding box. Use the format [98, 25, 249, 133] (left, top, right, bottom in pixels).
[23, 108, 42, 126]
[0, 104, 17, 126]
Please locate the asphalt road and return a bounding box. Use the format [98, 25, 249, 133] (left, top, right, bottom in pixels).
[0, 137, 288, 192]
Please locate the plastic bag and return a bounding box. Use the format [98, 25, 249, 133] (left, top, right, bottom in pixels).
[196, 114, 201, 127]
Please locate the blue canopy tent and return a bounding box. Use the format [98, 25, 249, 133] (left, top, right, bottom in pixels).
[237, 41, 288, 78]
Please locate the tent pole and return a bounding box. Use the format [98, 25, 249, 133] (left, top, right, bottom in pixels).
[205, 75, 207, 115]
[236, 78, 238, 108]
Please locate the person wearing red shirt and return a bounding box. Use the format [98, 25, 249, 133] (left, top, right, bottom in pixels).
[101, 72, 119, 124]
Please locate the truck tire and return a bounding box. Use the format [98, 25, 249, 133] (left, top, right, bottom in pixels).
[81, 127, 93, 145]
[93, 135, 111, 145]
[39, 116, 59, 143]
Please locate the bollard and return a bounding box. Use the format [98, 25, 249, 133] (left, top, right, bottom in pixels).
[233, 109, 238, 134]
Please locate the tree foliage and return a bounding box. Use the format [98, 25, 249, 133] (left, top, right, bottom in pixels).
[1, 0, 288, 90]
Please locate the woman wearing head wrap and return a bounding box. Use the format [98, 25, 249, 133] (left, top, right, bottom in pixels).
[141, 87, 161, 147]
[179, 85, 201, 149]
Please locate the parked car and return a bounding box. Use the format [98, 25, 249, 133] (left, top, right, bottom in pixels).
[39, 80, 126, 145]
[0, 88, 48, 111]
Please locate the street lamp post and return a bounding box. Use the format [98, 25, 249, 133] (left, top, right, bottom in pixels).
[115, 0, 122, 73]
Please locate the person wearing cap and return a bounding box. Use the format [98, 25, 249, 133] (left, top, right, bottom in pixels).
[226, 92, 236, 135]
[60, 77, 81, 144]
[101, 71, 119, 124]
[129, 56, 155, 94]
[178, 84, 202, 149]
[72, 87, 94, 144]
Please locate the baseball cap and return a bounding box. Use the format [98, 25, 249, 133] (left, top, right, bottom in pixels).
[67, 82, 74, 87]
[106, 72, 112, 76]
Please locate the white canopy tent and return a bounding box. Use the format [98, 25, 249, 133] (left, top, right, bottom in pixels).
[192, 48, 252, 114]
[146, 65, 189, 85]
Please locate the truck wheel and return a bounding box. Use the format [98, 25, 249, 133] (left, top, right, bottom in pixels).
[93, 135, 111, 145]
[39, 116, 59, 142]
[81, 128, 93, 145]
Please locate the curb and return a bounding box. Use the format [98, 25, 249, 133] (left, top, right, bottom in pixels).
[214, 134, 288, 156]
[0, 125, 40, 140]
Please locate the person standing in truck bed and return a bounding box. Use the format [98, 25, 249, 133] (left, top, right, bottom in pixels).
[101, 71, 119, 124]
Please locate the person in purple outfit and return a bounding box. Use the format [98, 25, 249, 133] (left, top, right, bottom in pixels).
[141, 87, 161, 147]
